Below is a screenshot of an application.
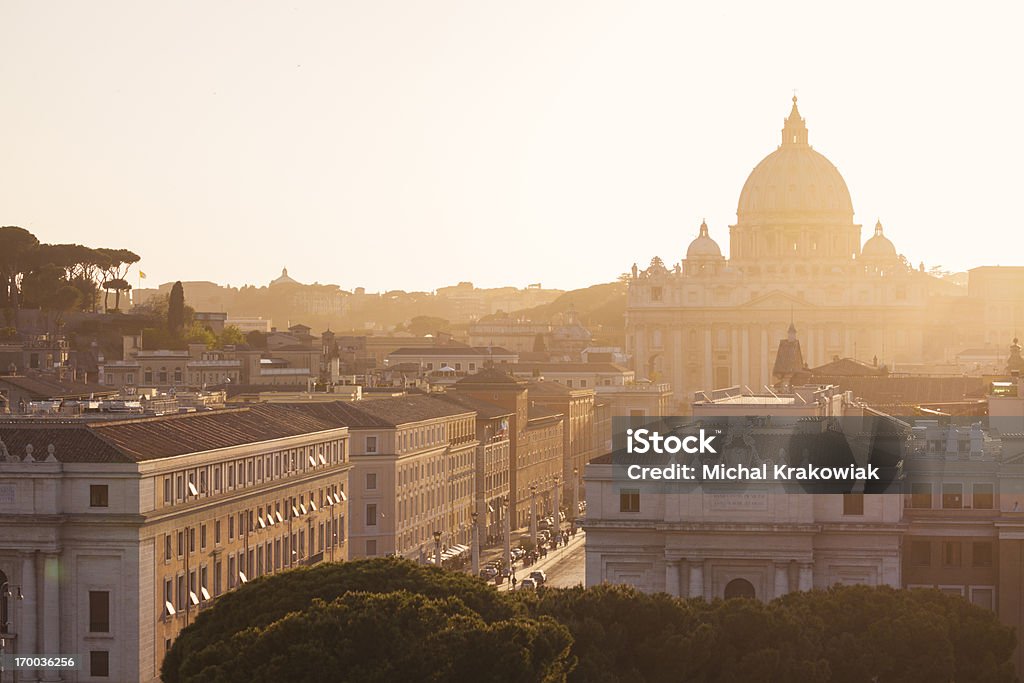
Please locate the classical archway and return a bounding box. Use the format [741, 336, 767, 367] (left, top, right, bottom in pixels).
[724, 578, 756, 600]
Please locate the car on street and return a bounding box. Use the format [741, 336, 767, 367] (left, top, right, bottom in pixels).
[519, 578, 537, 590]
[529, 570, 547, 585]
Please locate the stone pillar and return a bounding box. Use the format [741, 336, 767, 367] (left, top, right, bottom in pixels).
[773, 561, 789, 598]
[741, 328, 750, 387]
[678, 559, 690, 598]
[760, 328, 769, 389]
[20, 551, 39, 683]
[41, 552, 61, 683]
[731, 329, 740, 385]
[703, 559, 713, 600]
[688, 560, 704, 599]
[703, 329, 713, 390]
[798, 562, 814, 592]
[665, 560, 681, 598]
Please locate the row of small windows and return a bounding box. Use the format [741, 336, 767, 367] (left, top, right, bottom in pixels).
[162, 441, 345, 507]
[909, 540, 994, 568]
[163, 483, 346, 562]
[908, 483, 994, 510]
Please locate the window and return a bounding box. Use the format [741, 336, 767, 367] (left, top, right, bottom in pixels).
[366, 473, 377, 490]
[200, 524, 207, 550]
[650, 286, 663, 302]
[942, 484, 963, 509]
[974, 483, 994, 510]
[90, 650, 110, 677]
[174, 367, 183, 384]
[366, 539, 377, 556]
[971, 587, 994, 610]
[366, 504, 378, 526]
[973, 542, 994, 567]
[163, 478, 171, 505]
[89, 591, 110, 632]
[843, 493, 864, 516]
[943, 541, 962, 567]
[228, 515, 234, 541]
[910, 483, 932, 509]
[163, 578, 173, 613]
[366, 436, 378, 454]
[164, 535, 172, 561]
[90, 485, 109, 508]
[214, 520, 221, 545]
[619, 489, 640, 513]
[910, 541, 930, 566]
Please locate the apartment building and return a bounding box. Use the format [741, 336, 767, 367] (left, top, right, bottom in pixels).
[278, 397, 479, 561]
[0, 405, 350, 682]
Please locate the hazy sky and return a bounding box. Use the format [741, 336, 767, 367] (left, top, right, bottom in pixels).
[2, 1, 1022, 293]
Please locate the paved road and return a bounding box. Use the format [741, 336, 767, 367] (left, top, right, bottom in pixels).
[498, 531, 586, 592]
[543, 537, 585, 588]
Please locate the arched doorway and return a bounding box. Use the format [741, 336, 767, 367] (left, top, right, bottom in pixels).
[724, 578, 756, 600]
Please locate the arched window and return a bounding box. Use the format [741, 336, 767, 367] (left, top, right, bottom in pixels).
[724, 578, 756, 600]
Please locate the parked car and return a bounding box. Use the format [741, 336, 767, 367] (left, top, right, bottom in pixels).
[529, 570, 547, 585]
[479, 567, 498, 579]
[511, 547, 526, 561]
[519, 578, 537, 590]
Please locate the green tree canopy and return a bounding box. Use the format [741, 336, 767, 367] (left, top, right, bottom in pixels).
[168, 281, 186, 334]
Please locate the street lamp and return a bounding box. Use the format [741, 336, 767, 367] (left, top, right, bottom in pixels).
[553, 475, 560, 543]
[471, 511, 480, 575]
[572, 466, 579, 523]
[530, 484, 538, 548]
[433, 530, 442, 569]
[502, 496, 511, 569]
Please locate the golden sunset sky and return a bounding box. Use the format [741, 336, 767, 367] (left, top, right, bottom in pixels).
[1, 1, 1021, 291]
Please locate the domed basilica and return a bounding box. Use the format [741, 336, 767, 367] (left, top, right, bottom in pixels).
[626, 97, 966, 409]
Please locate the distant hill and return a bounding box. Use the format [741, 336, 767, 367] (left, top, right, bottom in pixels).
[486, 281, 626, 345]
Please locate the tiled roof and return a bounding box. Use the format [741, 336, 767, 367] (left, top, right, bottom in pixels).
[388, 345, 507, 357]
[0, 374, 118, 400]
[432, 393, 514, 419]
[454, 369, 526, 386]
[0, 404, 342, 463]
[510, 362, 631, 374]
[528, 403, 564, 421]
[278, 395, 474, 428]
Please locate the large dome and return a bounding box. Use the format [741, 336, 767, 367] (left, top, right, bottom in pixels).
[736, 97, 854, 220]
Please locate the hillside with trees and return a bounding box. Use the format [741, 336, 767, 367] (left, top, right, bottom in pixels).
[0, 226, 140, 329]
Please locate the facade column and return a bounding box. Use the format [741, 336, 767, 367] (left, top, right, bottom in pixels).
[665, 560, 681, 598]
[20, 551, 39, 683]
[731, 328, 740, 386]
[741, 328, 750, 388]
[798, 562, 814, 592]
[678, 559, 690, 598]
[703, 329, 713, 391]
[688, 559, 704, 599]
[760, 328, 769, 389]
[703, 559, 713, 601]
[773, 561, 789, 598]
[40, 552, 60, 683]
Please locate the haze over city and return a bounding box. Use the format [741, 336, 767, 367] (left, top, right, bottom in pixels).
[2, 0, 1022, 292]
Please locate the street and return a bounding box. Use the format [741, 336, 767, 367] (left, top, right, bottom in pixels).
[496, 531, 586, 592]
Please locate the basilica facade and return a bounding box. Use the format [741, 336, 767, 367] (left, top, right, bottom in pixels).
[626, 98, 965, 410]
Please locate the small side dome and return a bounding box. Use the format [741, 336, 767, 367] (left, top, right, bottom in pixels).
[686, 220, 724, 260]
[862, 220, 898, 261]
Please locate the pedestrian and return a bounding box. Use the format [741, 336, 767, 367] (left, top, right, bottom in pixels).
[511, 575, 517, 590]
